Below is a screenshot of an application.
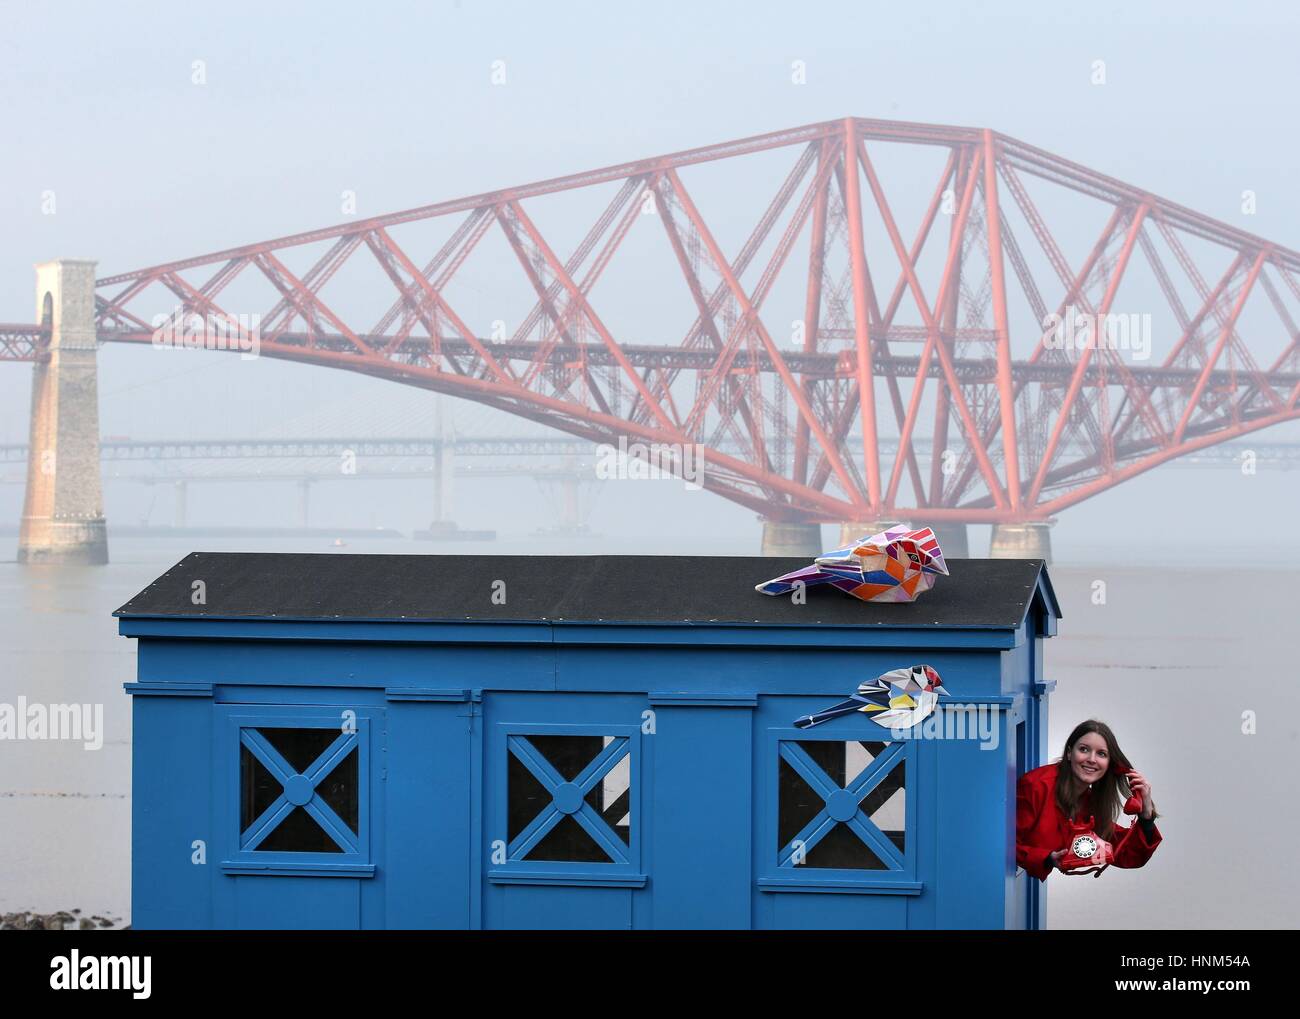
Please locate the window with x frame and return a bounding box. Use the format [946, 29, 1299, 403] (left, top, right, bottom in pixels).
[232, 719, 368, 862]
[504, 730, 635, 866]
[776, 737, 909, 872]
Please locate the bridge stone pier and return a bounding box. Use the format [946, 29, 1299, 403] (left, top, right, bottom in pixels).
[836, 521, 969, 558]
[837, 520, 902, 548]
[759, 520, 822, 557]
[932, 523, 969, 559]
[18, 259, 108, 565]
[989, 522, 1052, 562]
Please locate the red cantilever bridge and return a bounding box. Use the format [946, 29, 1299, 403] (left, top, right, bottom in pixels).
[5, 117, 1300, 558]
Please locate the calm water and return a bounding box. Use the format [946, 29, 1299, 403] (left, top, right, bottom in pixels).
[1, 534, 1296, 929]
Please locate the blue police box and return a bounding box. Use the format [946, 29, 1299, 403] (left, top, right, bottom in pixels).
[116, 552, 1060, 930]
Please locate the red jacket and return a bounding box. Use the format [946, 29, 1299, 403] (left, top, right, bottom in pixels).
[1016, 762, 1162, 882]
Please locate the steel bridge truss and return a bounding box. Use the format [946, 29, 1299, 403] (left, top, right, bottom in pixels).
[9, 117, 1300, 523]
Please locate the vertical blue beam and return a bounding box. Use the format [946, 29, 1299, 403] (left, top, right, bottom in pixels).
[385, 692, 473, 928]
[647, 695, 755, 928]
[126, 685, 214, 929]
[1028, 613, 1052, 931]
[934, 726, 1005, 928]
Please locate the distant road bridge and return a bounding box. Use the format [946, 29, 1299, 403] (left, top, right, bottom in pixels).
[5, 432, 1282, 537]
[1, 435, 1295, 467]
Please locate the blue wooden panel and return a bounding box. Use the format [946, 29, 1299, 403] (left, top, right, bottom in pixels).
[121, 619, 555, 645]
[130, 693, 214, 929]
[500, 886, 632, 930]
[386, 700, 473, 929]
[231, 876, 360, 930]
[121, 617, 1023, 651]
[555, 645, 1006, 699]
[768, 890, 908, 930]
[215, 685, 388, 706]
[1027, 612, 1050, 931]
[934, 733, 1006, 929]
[136, 639, 555, 691]
[650, 704, 752, 928]
[996, 625, 1037, 930]
[904, 736, 939, 929]
[551, 624, 1021, 651]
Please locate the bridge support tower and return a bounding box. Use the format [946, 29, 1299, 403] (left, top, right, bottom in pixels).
[837, 520, 902, 548]
[834, 521, 968, 558]
[18, 259, 108, 565]
[932, 523, 969, 558]
[760, 520, 822, 557]
[989, 522, 1052, 563]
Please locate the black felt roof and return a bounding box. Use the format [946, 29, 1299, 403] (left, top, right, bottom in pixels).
[114, 552, 1056, 629]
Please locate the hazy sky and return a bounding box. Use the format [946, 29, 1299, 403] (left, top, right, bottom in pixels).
[2, 0, 1298, 559]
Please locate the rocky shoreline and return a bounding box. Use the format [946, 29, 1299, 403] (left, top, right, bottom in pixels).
[2, 910, 127, 930]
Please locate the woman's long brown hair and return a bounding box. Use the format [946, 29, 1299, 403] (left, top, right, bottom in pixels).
[1054, 720, 1156, 840]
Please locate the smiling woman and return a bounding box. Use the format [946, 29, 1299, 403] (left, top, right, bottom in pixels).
[1016, 720, 1162, 882]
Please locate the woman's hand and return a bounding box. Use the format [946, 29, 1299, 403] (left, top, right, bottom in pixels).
[1127, 769, 1155, 819]
[1050, 849, 1066, 870]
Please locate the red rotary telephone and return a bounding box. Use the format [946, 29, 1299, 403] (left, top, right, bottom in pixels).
[1056, 764, 1144, 878]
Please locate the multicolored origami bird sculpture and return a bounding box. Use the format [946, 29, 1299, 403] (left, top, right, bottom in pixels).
[755, 525, 948, 603]
[795, 664, 949, 731]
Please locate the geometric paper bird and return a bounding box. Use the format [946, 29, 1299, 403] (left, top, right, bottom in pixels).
[755, 525, 949, 603]
[794, 664, 949, 731]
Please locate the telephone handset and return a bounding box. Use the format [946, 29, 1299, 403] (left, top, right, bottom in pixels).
[1116, 762, 1144, 817]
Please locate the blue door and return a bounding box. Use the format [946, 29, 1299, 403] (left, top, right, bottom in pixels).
[755, 695, 920, 929]
[481, 692, 647, 929]
[212, 702, 386, 929]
